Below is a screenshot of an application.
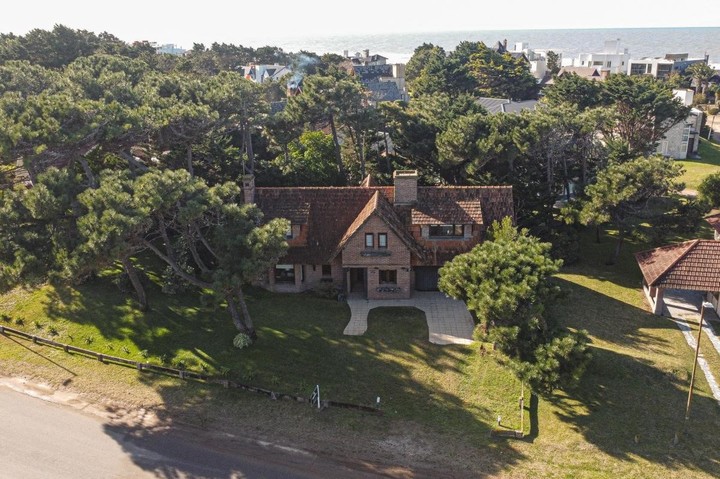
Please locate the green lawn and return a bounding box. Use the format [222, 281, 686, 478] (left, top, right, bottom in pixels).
[678, 138, 720, 190]
[2, 227, 720, 478]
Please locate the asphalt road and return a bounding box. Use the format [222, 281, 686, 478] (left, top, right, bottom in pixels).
[0, 385, 384, 479]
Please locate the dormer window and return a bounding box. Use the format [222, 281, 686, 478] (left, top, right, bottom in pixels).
[378, 233, 388, 248]
[365, 233, 374, 248]
[429, 224, 464, 238]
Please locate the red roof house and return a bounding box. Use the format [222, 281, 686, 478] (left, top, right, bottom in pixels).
[635, 239, 720, 315]
[245, 170, 514, 299]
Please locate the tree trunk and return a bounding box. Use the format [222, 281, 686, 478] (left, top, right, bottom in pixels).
[186, 145, 194, 177]
[245, 123, 255, 175]
[186, 229, 210, 274]
[226, 293, 250, 334]
[328, 113, 345, 179]
[595, 225, 601, 244]
[609, 230, 625, 265]
[77, 157, 97, 188]
[121, 254, 148, 311]
[235, 285, 257, 340]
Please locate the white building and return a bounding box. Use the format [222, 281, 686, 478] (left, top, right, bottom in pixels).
[511, 42, 564, 80]
[627, 53, 709, 79]
[240, 64, 293, 84]
[154, 43, 186, 56]
[574, 39, 630, 75]
[655, 89, 703, 160]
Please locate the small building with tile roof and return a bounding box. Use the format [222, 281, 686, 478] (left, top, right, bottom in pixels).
[245, 170, 514, 299]
[635, 239, 720, 315]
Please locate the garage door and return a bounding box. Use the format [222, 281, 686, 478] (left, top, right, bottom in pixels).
[415, 266, 440, 291]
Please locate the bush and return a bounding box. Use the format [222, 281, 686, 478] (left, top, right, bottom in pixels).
[233, 332, 253, 349]
[312, 280, 339, 299]
[698, 172, 720, 208]
[708, 106, 719, 116]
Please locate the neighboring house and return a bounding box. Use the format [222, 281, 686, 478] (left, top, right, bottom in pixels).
[656, 89, 703, 160]
[627, 53, 709, 79]
[345, 49, 388, 66]
[241, 64, 293, 84]
[635, 239, 720, 315]
[511, 42, 560, 80]
[573, 39, 630, 75]
[476, 97, 538, 114]
[708, 213, 720, 241]
[244, 171, 514, 299]
[547, 66, 608, 83]
[349, 53, 408, 103]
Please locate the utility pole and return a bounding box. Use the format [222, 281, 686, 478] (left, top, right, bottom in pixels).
[685, 302, 714, 421]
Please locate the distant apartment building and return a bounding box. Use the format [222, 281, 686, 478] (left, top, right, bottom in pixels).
[627, 53, 709, 79]
[573, 39, 629, 75]
[154, 43, 186, 56]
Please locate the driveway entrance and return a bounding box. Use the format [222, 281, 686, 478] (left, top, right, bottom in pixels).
[343, 292, 474, 345]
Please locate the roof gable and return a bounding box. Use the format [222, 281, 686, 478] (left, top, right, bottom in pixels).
[333, 191, 424, 260]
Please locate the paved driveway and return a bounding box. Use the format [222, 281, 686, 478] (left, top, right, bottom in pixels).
[343, 292, 474, 345]
[663, 289, 720, 405]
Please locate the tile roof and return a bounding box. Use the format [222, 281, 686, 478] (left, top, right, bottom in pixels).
[635, 239, 720, 291]
[254, 184, 514, 265]
[476, 97, 537, 114]
[333, 191, 425, 260]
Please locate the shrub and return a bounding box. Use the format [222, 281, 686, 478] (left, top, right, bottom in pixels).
[233, 332, 253, 349]
[698, 172, 720, 208]
[312, 281, 339, 299]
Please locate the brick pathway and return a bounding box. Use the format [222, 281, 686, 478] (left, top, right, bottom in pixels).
[344, 292, 474, 345]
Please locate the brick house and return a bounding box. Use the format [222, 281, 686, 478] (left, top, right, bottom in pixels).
[244, 170, 514, 300]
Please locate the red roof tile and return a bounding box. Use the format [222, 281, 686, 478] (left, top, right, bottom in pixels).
[635, 240, 720, 291]
[254, 184, 514, 265]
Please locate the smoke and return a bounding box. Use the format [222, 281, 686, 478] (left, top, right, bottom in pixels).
[288, 53, 320, 90]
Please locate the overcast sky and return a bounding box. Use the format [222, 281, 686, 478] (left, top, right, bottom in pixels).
[1, 0, 718, 48]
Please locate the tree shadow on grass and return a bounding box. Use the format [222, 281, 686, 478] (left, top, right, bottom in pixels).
[84, 295, 528, 478]
[549, 279, 720, 476]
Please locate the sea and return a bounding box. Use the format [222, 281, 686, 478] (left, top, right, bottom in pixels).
[255, 27, 720, 65]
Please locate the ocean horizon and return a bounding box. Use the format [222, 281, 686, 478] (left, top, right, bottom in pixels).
[251, 27, 720, 65]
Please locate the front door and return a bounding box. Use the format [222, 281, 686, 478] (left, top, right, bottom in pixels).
[349, 268, 366, 293]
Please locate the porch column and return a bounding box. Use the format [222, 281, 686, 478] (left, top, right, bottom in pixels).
[653, 288, 665, 316]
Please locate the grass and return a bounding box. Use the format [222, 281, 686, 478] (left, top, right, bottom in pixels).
[677, 138, 720, 190]
[2, 228, 720, 477]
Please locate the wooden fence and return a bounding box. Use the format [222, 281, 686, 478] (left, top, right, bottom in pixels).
[0, 324, 381, 414]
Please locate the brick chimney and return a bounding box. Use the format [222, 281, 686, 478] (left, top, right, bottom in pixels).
[242, 175, 255, 204]
[393, 170, 418, 205]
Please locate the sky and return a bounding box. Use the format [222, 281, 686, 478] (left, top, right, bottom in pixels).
[1, 0, 719, 48]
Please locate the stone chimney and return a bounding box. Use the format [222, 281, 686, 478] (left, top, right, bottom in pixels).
[363, 49, 370, 58]
[393, 170, 418, 205]
[242, 175, 255, 204]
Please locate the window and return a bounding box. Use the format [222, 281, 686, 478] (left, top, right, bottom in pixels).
[379, 269, 397, 284]
[285, 225, 293, 239]
[429, 224, 464, 238]
[274, 264, 295, 283]
[606, 61, 611, 67]
[321, 264, 332, 276]
[365, 233, 374, 248]
[378, 233, 388, 248]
